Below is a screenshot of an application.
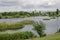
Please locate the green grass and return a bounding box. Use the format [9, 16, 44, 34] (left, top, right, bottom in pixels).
[50, 17, 56, 19]
[0, 20, 46, 40]
[0, 20, 34, 31]
[0, 32, 34, 40]
[43, 18, 50, 20]
[27, 33, 60, 40]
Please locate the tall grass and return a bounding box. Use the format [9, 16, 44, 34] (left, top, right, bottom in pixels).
[27, 33, 60, 40]
[0, 32, 34, 40]
[0, 20, 34, 31]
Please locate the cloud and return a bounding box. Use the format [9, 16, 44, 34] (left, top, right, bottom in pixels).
[0, 0, 20, 6]
[22, 0, 60, 8]
[0, 0, 60, 11]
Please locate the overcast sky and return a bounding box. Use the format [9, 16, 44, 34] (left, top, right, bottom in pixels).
[0, 0, 60, 12]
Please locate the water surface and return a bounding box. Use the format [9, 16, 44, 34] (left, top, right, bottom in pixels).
[0, 16, 60, 36]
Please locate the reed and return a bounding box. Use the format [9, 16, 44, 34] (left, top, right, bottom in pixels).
[0, 20, 34, 31]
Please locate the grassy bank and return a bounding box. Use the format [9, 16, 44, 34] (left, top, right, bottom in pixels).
[0, 32, 34, 40]
[27, 33, 60, 40]
[0, 20, 34, 31]
[0, 20, 46, 40]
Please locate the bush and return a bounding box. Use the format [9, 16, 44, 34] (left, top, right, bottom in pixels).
[0, 32, 34, 40]
[33, 21, 46, 37]
[57, 29, 60, 33]
[0, 16, 2, 19]
[58, 29, 60, 32]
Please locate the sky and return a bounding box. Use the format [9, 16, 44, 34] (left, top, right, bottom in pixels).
[0, 0, 60, 12]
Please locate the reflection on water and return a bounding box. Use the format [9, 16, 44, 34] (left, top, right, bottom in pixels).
[0, 16, 60, 36]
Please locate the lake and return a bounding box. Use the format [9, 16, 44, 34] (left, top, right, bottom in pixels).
[0, 16, 60, 37]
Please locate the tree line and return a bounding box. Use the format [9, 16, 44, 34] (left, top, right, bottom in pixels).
[0, 9, 60, 19]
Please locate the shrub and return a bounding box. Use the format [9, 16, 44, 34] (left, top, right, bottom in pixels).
[0, 32, 34, 40]
[33, 21, 46, 37]
[0, 16, 2, 19]
[57, 29, 60, 33]
[58, 29, 60, 32]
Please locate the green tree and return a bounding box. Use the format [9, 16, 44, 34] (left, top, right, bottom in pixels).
[56, 9, 59, 16]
